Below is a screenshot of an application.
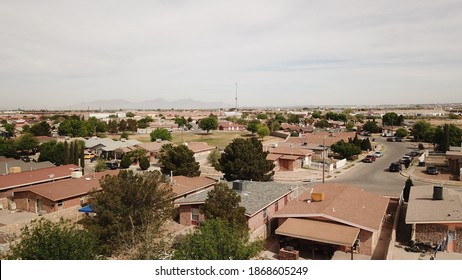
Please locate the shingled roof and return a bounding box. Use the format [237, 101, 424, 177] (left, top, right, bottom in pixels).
[273, 183, 389, 232]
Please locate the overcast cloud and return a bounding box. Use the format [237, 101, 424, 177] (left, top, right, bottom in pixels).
[1, 0, 461, 109]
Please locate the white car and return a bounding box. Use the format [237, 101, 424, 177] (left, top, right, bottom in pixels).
[374, 151, 383, 158]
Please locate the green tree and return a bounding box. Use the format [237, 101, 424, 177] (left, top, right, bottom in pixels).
[95, 158, 108, 172]
[159, 144, 200, 177]
[125, 112, 135, 118]
[174, 116, 188, 128]
[314, 119, 331, 128]
[360, 138, 372, 151]
[311, 111, 322, 119]
[395, 128, 409, 138]
[126, 119, 138, 133]
[79, 142, 85, 172]
[150, 128, 172, 141]
[139, 156, 150, 170]
[107, 119, 119, 133]
[433, 124, 462, 152]
[38, 141, 65, 165]
[30, 121, 51, 136]
[219, 137, 274, 182]
[382, 112, 404, 126]
[403, 177, 414, 202]
[22, 124, 31, 134]
[201, 183, 248, 233]
[256, 113, 268, 120]
[4, 122, 16, 137]
[83, 170, 174, 256]
[286, 113, 299, 124]
[118, 119, 127, 132]
[6, 218, 99, 260]
[172, 219, 263, 260]
[331, 140, 362, 160]
[448, 113, 460, 120]
[120, 132, 129, 140]
[256, 124, 270, 140]
[63, 141, 69, 164]
[0, 138, 19, 158]
[199, 117, 218, 134]
[207, 149, 221, 170]
[412, 120, 432, 141]
[363, 120, 381, 133]
[15, 133, 39, 154]
[246, 119, 260, 135]
[120, 154, 132, 169]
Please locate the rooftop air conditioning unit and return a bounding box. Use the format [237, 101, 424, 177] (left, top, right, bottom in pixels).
[71, 171, 83, 179]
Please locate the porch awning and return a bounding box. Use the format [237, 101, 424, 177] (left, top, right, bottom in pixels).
[78, 205, 94, 214]
[276, 218, 360, 247]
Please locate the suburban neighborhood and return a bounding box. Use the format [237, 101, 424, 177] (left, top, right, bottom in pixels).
[1, 105, 462, 261]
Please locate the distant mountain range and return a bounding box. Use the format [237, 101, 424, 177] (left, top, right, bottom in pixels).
[67, 98, 231, 110]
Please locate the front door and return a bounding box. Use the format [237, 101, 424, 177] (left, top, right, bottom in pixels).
[36, 199, 42, 213]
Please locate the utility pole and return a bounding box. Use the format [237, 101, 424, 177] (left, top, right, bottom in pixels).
[322, 138, 326, 184]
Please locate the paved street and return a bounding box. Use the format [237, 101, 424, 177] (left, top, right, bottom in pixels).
[330, 137, 414, 196]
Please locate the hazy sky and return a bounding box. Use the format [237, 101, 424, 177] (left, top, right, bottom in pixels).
[1, 0, 462, 109]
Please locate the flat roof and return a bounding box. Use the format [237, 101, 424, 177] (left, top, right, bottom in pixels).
[276, 218, 360, 247]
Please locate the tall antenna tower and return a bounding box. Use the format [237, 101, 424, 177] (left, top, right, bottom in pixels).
[235, 82, 238, 116]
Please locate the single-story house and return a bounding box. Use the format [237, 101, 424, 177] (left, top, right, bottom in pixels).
[273, 183, 389, 256]
[0, 158, 55, 176]
[185, 142, 216, 164]
[266, 147, 313, 171]
[406, 185, 462, 253]
[0, 164, 80, 198]
[85, 138, 142, 159]
[175, 180, 299, 240]
[169, 175, 217, 201]
[12, 170, 119, 213]
[134, 140, 172, 163]
[218, 121, 246, 131]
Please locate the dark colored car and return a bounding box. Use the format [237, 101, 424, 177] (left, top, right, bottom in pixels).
[389, 162, 401, 172]
[426, 166, 439, 175]
[106, 161, 119, 170]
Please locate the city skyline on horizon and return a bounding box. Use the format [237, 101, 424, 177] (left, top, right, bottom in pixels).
[1, 1, 462, 109]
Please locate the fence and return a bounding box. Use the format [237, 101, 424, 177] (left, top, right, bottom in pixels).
[335, 158, 347, 169]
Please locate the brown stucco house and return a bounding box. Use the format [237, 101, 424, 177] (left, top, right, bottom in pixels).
[175, 180, 299, 240]
[273, 183, 389, 256]
[12, 170, 119, 214]
[405, 185, 462, 253]
[266, 147, 313, 171]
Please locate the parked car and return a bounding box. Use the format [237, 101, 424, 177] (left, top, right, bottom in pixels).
[362, 155, 376, 163]
[374, 151, 383, 158]
[106, 161, 119, 170]
[426, 166, 439, 175]
[389, 162, 401, 172]
[84, 153, 96, 160]
[400, 156, 411, 164]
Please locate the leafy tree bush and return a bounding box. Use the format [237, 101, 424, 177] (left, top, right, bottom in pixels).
[120, 132, 129, 140]
[120, 154, 132, 169]
[256, 124, 270, 139]
[172, 219, 263, 260]
[0, 138, 19, 158]
[395, 128, 409, 138]
[362, 120, 381, 133]
[382, 112, 404, 126]
[360, 138, 372, 151]
[246, 119, 260, 135]
[403, 177, 414, 202]
[159, 144, 200, 177]
[219, 137, 274, 182]
[14, 133, 39, 154]
[83, 170, 174, 256]
[207, 149, 221, 170]
[139, 156, 150, 170]
[30, 121, 51, 136]
[201, 183, 248, 234]
[331, 140, 362, 160]
[7, 218, 99, 260]
[199, 117, 218, 134]
[95, 158, 108, 172]
[125, 112, 135, 118]
[150, 128, 172, 141]
[38, 141, 65, 165]
[412, 120, 432, 141]
[433, 124, 462, 152]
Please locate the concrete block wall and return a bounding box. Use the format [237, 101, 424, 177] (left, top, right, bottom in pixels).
[455, 227, 462, 253]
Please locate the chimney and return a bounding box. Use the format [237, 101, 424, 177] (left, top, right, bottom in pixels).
[232, 180, 247, 192]
[433, 186, 443, 200]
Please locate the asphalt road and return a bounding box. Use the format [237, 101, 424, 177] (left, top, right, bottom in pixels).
[329, 136, 415, 197]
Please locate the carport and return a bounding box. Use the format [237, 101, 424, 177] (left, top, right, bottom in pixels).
[276, 218, 360, 260]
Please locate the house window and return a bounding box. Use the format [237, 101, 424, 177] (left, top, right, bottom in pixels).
[57, 200, 63, 209]
[191, 207, 200, 222]
[263, 208, 268, 219]
[274, 201, 279, 212]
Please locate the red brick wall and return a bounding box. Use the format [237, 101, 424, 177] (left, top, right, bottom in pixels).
[13, 192, 85, 213]
[415, 224, 448, 244]
[179, 204, 204, 226]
